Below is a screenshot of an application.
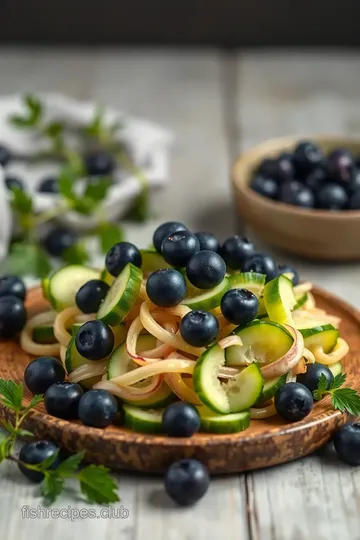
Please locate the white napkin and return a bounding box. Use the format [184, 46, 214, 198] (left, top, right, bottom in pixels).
[0, 93, 173, 261]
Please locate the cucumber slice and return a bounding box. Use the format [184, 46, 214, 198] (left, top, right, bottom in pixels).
[182, 277, 230, 310]
[256, 373, 287, 403]
[107, 334, 175, 407]
[197, 406, 250, 434]
[100, 268, 115, 286]
[41, 272, 53, 301]
[329, 361, 343, 377]
[300, 324, 338, 354]
[97, 263, 142, 325]
[123, 405, 164, 433]
[225, 320, 293, 366]
[229, 272, 266, 297]
[32, 324, 56, 344]
[140, 249, 171, 276]
[193, 344, 264, 413]
[71, 322, 83, 336]
[263, 275, 296, 326]
[65, 337, 104, 390]
[257, 297, 267, 317]
[293, 293, 308, 311]
[48, 265, 99, 311]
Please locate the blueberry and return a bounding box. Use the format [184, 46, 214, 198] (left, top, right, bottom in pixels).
[75, 279, 109, 314]
[316, 182, 348, 210]
[153, 221, 188, 253]
[84, 151, 114, 176]
[162, 402, 201, 437]
[194, 232, 219, 253]
[75, 320, 114, 361]
[78, 389, 118, 428]
[37, 177, 59, 193]
[242, 253, 278, 282]
[44, 382, 83, 420]
[304, 167, 328, 192]
[24, 356, 65, 394]
[220, 289, 259, 326]
[164, 459, 210, 506]
[277, 264, 300, 286]
[161, 231, 200, 268]
[293, 141, 324, 175]
[256, 155, 294, 182]
[146, 269, 186, 307]
[274, 382, 313, 422]
[334, 423, 360, 465]
[18, 440, 60, 483]
[297, 363, 334, 394]
[250, 175, 279, 200]
[280, 180, 315, 208]
[105, 242, 142, 277]
[0, 295, 26, 338]
[348, 190, 360, 210]
[186, 250, 226, 289]
[221, 236, 255, 270]
[43, 228, 77, 257]
[0, 275, 26, 300]
[327, 149, 355, 185]
[180, 310, 219, 347]
[347, 169, 360, 195]
[0, 145, 11, 167]
[5, 176, 24, 191]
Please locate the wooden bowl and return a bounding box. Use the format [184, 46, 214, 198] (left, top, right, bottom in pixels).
[231, 135, 360, 261]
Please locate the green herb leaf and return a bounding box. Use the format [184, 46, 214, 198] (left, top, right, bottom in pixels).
[2, 421, 34, 438]
[97, 223, 124, 254]
[84, 177, 113, 203]
[0, 379, 24, 411]
[58, 165, 76, 200]
[41, 472, 65, 505]
[72, 197, 96, 215]
[62, 242, 89, 265]
[86, 107, 104, 138]
[27, 394, 44, 409]
[10, 188, 33, 215]
[44, 121, 63, 139]
[0, 433, 13, 462]
[124, 188, 151, 223]
[9, 94, 42, 128]
[331, 388, 360, 416]
[56, 452, 84, 475]
[330, 372, 347, 391]
[15, 429, 34, 438]
[79, 464, 119, 504]
[3, 243, 51, 279]
[36, 448, 61, 471]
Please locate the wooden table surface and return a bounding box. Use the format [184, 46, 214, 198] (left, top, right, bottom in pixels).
[1, 47, 360, 540]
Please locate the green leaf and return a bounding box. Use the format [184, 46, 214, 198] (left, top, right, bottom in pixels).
[41, 472, 65, 505]
[25, 94, 42, 123]
[9, 115, 35, 128]
[85, 107, 104, 138]
[331, 388, 360, 416]
[62, 243, 89, 265]
[36, 448, 60, 471]
[44, 121, 64, 144]
[56, 452, 84, 475]
[330, 372, 346, 391]
[1, 421, 34, 438]
[124, 188, 150, 223]
[0, 433, 13, 462]
[58, 165, 76, 200]
[10, 188, 33, 215]
[27, 394, 44, 409]
[97, 223, 124, 254]
[84, 177, 113, 203]
[0, 379, 24, 410]
[15, 429, 34, 438]
[3, 243, 52, 279]
[79, 465, 119, 504]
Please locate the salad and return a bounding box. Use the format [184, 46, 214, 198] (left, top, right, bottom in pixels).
[14, 222, 350, 436]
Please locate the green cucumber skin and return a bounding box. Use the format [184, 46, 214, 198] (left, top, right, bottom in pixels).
[65, 337, 102, 390]
[229, 272, 266, 297]
[140, 249, 171, 274]
[256, 373, 287, 403]
[293, 293, 308, 311]
[226, 363, 264, 412]
[48, 265, 99, 311]
[122, 387, 176, 409]
[97, 263, 143, 325]
[122, 406, 164, 434]
[299, 324, 338, 354]
[182, 277, 230, 311]
[193, 345, 230, 414]
[32, 325, 56, 344]
[199, 409, 250, 434]
[100, 268, 115, 286]
[263, 275, 296, 325]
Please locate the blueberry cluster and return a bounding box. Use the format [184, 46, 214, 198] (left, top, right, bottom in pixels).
[250, 141, 360, 210]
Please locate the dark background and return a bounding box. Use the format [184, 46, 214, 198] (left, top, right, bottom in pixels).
[1, 0, 359, 47]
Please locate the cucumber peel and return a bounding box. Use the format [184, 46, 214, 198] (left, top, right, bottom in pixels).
[48, 265, 99, 311]
[123, 405, 164, 433]
[182, 277, 230, 311]
[229, 272, 266, 297]
[32, 324, 56, 344]
[263, 275, 296, 326]
[300, 324, 338, 353]
[197, 406, 250, 434]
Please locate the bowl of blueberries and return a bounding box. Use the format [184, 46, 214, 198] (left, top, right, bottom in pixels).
[232, 135, 360, 261]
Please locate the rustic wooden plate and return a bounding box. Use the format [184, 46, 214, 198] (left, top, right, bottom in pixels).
[0, 285, 358, 474]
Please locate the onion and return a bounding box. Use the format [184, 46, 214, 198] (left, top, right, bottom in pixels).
[218, 335, 243, 349]
[311, 338, 349, 366]
[69, 359, 109, 383]
[94, 376, 164, 400]
[293, 282, 313, 295]
[303, 348, 315, 364]
[126, 315, 175, 365]
[250, 402, 277, 419]
[165, 373, 201, 405]
[20, 311, 60, 357]
[260, 325, 304, 379]
[109, 358, 195, 387]
[54, 306, 81, 347]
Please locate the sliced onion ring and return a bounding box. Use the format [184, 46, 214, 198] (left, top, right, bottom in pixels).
[54, 307, 81, 347]
[94, 375, 163, 400]
[250, 402, 277, 419]
[311, 338, 349, 366]
[109, 358, 195, 387]
[218, 335, 243, 349]
[20, 311, 60, 357]
[126, 315, 175, 365]
[69, 359, 109, 383]
[260, 325, 304, 379]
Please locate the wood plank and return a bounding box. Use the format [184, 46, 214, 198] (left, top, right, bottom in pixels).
[236, 51, 360, 540]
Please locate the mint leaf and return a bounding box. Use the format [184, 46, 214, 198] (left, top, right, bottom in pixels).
[85, 107, 104, 138]
[44, 121, 63, 139]
[79, 465, 119, 504]
[97, 223, 124, 254]
[72, 197, 96, 215]
[41, 472, 65, 505]
[10, 188, 33, 215]
[3, 243, 51, 279]
[58, 165, 76, 200]
[84, 177, 113, 203]
[0, 379, 24, 410]
[330, 372, 346, 391]
[62, 243, 89, 265]
[9, 94, 42, 128]
[331, 388, 360, 416]
[2, 421, 33, 438]
[57, 452, 84, 475]
[35, 448, 60, 471]
[27, 394, 44, 409]
[0, 433, 12, 462]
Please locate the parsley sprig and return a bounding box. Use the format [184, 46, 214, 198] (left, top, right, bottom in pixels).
[0, 379, 119, 506]
[313, 372, 360, 416]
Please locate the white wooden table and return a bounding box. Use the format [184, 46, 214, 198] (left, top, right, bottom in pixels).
[1, 48, 360, 540]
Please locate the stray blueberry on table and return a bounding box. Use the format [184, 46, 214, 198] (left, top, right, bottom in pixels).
[334, 423, 360, 466]
[164, 459, 210, 506]
[18, 440, 60, 483]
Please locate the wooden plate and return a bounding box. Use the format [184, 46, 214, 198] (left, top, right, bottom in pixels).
[0, 286, 358, 474]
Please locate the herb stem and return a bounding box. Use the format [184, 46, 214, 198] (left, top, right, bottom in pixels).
[33, 202, 72, 227]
